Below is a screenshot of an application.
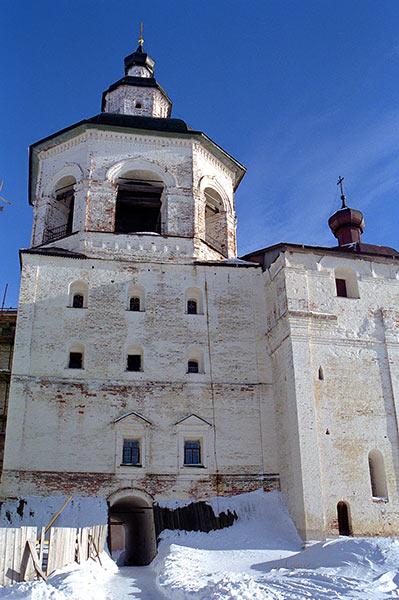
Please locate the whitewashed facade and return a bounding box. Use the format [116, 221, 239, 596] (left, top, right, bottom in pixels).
[2, 42, 399, 548]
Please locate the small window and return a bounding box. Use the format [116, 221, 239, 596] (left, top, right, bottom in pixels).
[69, 352, 82, 369]
[336, 278, 347, 297]
[368, 450, 388, 499]
[184, 440, 201, 465]
[187, 300, 197, 315]
[122, 439, 140, 465]
[337, 501, 351, 536]
[127, 354, 141, 372]
[72, 294, 84, 308]
[136, 102, 142, 108]
[68, 281, 88, 308]
[187, 360, 199, 373]
[129, 297, 140, 312]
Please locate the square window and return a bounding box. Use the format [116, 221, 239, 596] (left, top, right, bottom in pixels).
[72, 294, 84, 308]
[130, 297, 140, 311]
[122, 439, 140, 465]
[336, 278, 347, 297]
[184, 440, 201, 465]
[127, 354, 141, 371]
[187, 300, 197, 315]
[69, 352, 82, 369]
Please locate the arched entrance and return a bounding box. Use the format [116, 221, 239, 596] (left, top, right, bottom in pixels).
[337, 501, 351, 536]
[108, 489, 157, 566]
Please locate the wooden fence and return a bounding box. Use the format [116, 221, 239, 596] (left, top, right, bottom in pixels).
[0, 524, 107, 587]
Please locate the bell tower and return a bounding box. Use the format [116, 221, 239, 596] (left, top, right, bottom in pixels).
[102, 27, 172, 118]
[28, 37, 245, 262]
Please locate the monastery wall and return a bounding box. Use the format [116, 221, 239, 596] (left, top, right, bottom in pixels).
[2, 253, 278, 501]
[265, 248, 399, 540]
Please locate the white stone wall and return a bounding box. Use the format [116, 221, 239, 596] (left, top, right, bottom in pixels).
[1, 253, 277, 501]
[103, 85, 171, 118]
[31, 129, 238, 260]
[265, 247, 399, 540]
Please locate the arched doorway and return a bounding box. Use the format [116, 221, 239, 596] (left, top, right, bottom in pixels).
[337, 501, 351, 536]
[108, 490, 157, 566]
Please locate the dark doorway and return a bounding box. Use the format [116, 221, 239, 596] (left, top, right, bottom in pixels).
[337, 501, 351, 536]
[108, 495, 157, 566]
[115, 179, 163, 234]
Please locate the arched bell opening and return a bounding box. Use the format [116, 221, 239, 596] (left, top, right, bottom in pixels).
[337, 501, 352, 536]
[44, 175, 76, 243]
[204, 187, 228, 257]
[108, 492, 157, 566]
[114, 170, 164, 234]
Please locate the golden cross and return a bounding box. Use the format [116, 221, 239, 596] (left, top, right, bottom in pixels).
[138, 22, 144, 49]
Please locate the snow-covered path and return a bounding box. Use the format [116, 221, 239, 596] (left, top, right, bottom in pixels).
[104, 566, 166, 600]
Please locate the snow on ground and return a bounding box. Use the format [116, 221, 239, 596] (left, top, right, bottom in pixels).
[2, 489, 399, 599]
[154, 490, 399, 600]
[0, 552, 117, 600]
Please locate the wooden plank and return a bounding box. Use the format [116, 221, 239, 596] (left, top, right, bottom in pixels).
[3, 528, 15, 587]
[47, 527, 77, 576]
[26, 540, 47, 581]
[88, 534, 102, 567]
[0, 529, 5, 586]
[76, 529, 82, 565]
[80, 527, 89, 562]
[46, 527, 58, 576]
[19, 528, 37, 583]
[38, 527, 45, 566]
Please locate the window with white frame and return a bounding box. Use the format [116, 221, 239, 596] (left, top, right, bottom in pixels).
[187, 346, 204, 374]
[185, 287, 204, 315]
[114, 411, 151, 471]
[176, 414, 212, 470]
[68, 343, 84, 369]
[127, 284, 145, 311]
[334, 266, 359, 298]
[184, 440, 201, 465]
[122, 439, 140, 465]
[68, 281, 88, 308]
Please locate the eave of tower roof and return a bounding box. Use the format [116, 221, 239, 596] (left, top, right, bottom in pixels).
[28, 115, 246, 205]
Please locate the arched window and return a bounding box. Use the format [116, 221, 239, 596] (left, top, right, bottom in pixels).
[126, 345, 144, 372]
[68, 281, 88, 308]
[368, 450, 388, 499]
[204, 187, 228, 257]
[115, 170, 164, 234]
[68, 343, 84, 369]
[127, 284, 145, 312]
[334, 266, 359, 299]
[185, 287, 204, 315]
[337, 501, 351, 536]
[188, 360, 199, 373]
[318, 366, 324, 381]
[187, 346, 204, 374]
[44, 176, 76, 243]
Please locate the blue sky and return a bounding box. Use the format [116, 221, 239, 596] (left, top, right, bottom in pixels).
[2, 0, 399, 306]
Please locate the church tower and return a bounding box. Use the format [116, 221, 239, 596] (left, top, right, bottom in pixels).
[29, 39, 245, 262]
